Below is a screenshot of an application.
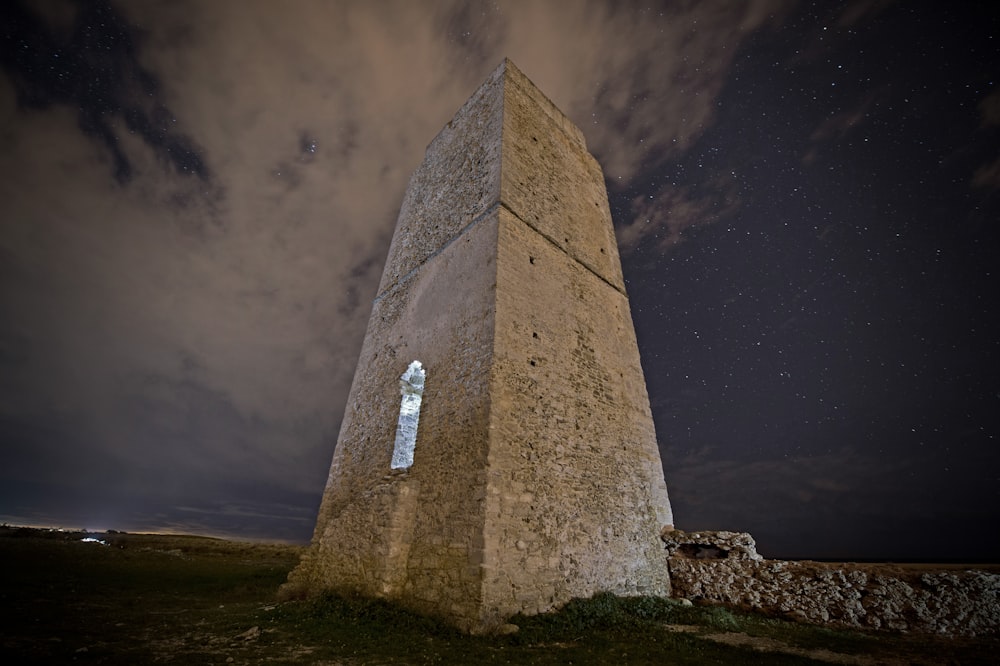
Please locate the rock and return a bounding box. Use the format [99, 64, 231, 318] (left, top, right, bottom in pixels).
[785, 609, 809, 623]
[661, 528, 763, 562]
[235, 626, 260, 641]
[666, 545, 1000, 637]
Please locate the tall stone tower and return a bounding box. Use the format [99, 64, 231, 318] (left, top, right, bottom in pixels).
[282, 59, 673, 632]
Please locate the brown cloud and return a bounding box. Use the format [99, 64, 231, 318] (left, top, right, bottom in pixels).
[618, 169, 743, 253]
[980, 88, 1000, 127]
[971, 158, 1000, 190]
[0, 0, 794, 527]
[971, 90, 1000, 190]
[835, 0, 896, 27]
[800, 92, 880, 166]
[666, 442, 937, 531]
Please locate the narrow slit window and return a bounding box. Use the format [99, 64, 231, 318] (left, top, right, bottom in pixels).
[391, 360, 425, 470]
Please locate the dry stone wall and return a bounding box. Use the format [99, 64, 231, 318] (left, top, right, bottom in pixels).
[665, 529, 1000, 637]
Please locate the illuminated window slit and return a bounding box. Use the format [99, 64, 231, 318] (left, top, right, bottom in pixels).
[391, 360, 425, 470]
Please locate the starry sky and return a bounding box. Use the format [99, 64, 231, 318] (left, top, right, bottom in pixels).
[2, 0, 998, 561]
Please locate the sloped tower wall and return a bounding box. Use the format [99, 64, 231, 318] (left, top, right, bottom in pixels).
[282, 59, 673, 632]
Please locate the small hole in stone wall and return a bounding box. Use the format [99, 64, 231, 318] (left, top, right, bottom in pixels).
[529, 359, 536, 366]
[532, 332, 539, 339]
[600, 248, 606, 254]
[529, 256, 535, 264]
[564, 237, 570, 243]
[531, 136, 538, 142]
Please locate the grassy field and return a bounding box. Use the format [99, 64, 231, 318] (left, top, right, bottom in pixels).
[1, 526, 995, 664]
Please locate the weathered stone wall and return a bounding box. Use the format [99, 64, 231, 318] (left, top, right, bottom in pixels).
[377, 62, 504, 294]
[480, 205, 671, 618]
[474, 61, 672, 621]
[665, 529, 1000, 637]
[499, 62, 624, 291]
[284, 59, 673, 632]
[283, 210, 499, 625]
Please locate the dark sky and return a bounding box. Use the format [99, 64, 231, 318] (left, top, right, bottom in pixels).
[2, 0, 998, 560]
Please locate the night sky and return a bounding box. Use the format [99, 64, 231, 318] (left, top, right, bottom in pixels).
[2, 1, 998, 561]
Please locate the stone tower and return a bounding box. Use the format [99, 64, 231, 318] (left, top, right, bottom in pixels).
[282, 59, 673, 632]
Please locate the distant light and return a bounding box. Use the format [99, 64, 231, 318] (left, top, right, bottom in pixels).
[81, 537, 109, 546]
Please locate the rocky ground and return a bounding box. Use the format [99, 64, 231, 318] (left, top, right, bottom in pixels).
[664, 529, 1000, 637]
[3, 526, 997, 664]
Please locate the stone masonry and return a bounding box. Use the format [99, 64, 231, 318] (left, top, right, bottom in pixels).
[280, 60, 674, 632]
[664, 529, 1000, 637]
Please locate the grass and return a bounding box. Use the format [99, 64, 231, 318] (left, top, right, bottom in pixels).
[1, 526, 995, 664]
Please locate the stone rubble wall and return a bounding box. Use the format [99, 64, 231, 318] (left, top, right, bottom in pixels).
[664, 529, 1000, 637]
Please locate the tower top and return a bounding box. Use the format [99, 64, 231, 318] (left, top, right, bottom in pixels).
[377, 58, 624, 300]
[450, 58, 588, 149]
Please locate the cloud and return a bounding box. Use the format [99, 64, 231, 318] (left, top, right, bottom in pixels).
[664, 443, 944, 557]
[617, 172, 742, 252]
[835, 0, 896, 27]
[802, 93, 879, 165]
[0, 1, 210, 184]
[972, 157, 1000, 190]
[0, 0, 795, 536]
[980, 88, 1000, 127]
[972, 89, 1000, 190]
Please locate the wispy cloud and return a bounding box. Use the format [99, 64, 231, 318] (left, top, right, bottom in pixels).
[802, 92, 879, 165]
[664, 443, 944, 556]
[835, 0, 896, 27]
[972, 89, 1000, 190]
[0, 1, 210, 184]
[618, 172, 742, 252]
[0, 0, 792, 535]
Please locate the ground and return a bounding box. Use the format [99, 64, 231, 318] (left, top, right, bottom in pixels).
[1, 526, 994, 664]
